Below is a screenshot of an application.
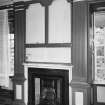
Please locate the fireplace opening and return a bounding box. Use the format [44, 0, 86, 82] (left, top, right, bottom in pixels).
[28, 68, 69, 105]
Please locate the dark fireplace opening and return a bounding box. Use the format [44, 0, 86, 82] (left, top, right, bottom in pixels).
[28, 68, 69, 105]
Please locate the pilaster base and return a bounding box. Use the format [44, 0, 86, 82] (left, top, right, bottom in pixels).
[13, 100, 25, 105]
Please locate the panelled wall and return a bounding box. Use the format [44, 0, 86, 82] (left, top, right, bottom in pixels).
[25, 0, 71, 64]
[0, 0, 72, 105]
[71, 1, 92, 105]
[12, 1, 105, 105]
[71, 1, 105, 105]
[11, 0, 72, 105]
[1, 0, 105, 105]
[13, 2, 26, 105]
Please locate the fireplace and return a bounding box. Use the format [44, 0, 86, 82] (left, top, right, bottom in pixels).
[24, 63, 72, 105]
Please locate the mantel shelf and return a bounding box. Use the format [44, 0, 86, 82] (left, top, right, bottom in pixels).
[23, 62, 73, 70]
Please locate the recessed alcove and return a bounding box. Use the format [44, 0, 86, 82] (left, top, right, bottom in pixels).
[24, 63, 72, 105]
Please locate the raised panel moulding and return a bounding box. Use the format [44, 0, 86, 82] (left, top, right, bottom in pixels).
[26, 3, 45, 44]
[26, 48, 71, 63]
[49, 0, 71, 43]
[97, 86, 105, 103]
[75, 92, 83, 105]
[16, 85, 22, 100]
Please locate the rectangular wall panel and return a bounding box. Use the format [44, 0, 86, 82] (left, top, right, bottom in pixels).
[75, 92, 83, 105]
[26, 3, 45, 44]
[97, 86, 105, 103]
[16, 85, 22, 100]
[49, 0, 71, 43]
[26, 48, 71, 63]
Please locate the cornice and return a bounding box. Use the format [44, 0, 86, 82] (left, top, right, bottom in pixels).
[24, 0, 53, 8]
[14, 1, 26, 10]
[0, 0, 73, 10]
[72, 0, 105, 2]
[23, 0, 72, 9]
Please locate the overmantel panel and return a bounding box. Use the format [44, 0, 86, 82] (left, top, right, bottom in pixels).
[49, 0, 71, 43]
[26, 3, 45, 44]
[25, 0, 71, 47]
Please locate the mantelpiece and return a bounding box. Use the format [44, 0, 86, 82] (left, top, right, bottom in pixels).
[23, 63, 72, 105]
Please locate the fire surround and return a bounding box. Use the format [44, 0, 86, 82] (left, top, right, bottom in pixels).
[24, 63, 72, 105]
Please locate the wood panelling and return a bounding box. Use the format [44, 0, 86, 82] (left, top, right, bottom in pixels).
[14, 2, 25, 74]
[72, 84, 92, 105]
[72, 1, 88, 82]
[71, 1, 94, 105]
[13, 2, 26, 105]
[71, 1, 92, 105]
[93, 84, 105, 105]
